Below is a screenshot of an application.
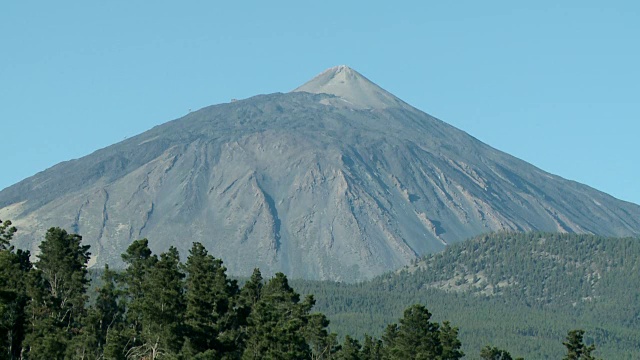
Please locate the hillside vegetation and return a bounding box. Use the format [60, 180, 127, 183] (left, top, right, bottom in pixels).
[1, 220, 518, 360]
[2, 218, 636, 359]
[293, 232, 640, 359]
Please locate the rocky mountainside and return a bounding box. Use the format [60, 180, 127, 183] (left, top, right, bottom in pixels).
[1, 66, 639, 281]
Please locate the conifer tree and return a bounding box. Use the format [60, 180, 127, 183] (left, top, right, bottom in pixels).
[182, 242, 238, 358]
[235, 268, 264, 353]
[563, 330, 598, 360]
[305, 312, 338, 360]
[242, 272, 311, 360]
[119, 239, 157, 357]
[479, 345, 521, 360]
[120, 239, 157, 327]
[240, 268, 263, 308]
[0, 219, 30, 360]
[384, 304, 442, 359]
[94, 265, 124, 342]
[360, 335, 383, 360]
[439, 321, 464, 359]
[127, 246, 185, 359]
[335, 335, 361, 360]
[102, 326, 130, 360]
[0, 219, 17, 250]
[22, 227, 91, 359]
[67, 264, 124, 359]
[381, 322, 398, 358]
[65, 308, 102, 360]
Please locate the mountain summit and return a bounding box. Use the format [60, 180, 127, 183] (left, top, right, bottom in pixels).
[293, 65, 407, 109]
[1, 66, 639, 281]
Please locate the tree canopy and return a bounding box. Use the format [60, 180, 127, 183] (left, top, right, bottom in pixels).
[0, 221, 608, 359]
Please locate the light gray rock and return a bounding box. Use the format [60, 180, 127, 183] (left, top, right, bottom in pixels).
[1, 66, 639, 281]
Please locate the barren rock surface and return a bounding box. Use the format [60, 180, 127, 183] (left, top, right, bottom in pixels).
[1, 66, 639, 281]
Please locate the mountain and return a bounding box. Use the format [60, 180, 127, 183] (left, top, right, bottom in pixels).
[1, 65, 639, 281]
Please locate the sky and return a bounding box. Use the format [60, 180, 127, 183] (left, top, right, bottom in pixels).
[1, 1, 638, 205]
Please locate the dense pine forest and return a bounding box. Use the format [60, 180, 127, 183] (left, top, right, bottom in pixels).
[0, 219, 625, 359]
[293, 232, 640, 359]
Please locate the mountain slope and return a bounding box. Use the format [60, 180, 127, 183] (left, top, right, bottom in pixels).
[1, 66, 639, 281]
[293, 232, 640, 359]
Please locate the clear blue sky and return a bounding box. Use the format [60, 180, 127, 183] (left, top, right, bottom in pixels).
[1, 1, 638, 205]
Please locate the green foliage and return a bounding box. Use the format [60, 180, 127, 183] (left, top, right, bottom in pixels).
[120, 238, 157, 330]
[1, 224, 617, 359]
[33, 228, 90, 324]
[384, 304, 442, 359]
[130, 246, 186, 358]
[22, 227, 91, 359]
[563, 329, 599, 360]
[183, 242, 238, 357]
[479, 345, 516, 360]
[335, 335, 360, 360]
[0, 219, 17, 250]
[305, 312, 339, 360]
[240, 268, 263, 308]
[242, 273, 313, 360]
[102, 327, 132, 360]
[293, 232, 640, 359]
[94, 265, 124, 341]
[0, 219, 30, 360]
[360, 334, 383, 360]
[439, 321, 464, 360]
[67, 264, 124, 359]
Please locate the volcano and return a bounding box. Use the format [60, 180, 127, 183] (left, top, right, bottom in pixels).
[1, 66, 639, 281]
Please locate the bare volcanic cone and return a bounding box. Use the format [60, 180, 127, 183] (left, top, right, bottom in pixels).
[1, 66, 639, 281]
[293, 65, 407, 109]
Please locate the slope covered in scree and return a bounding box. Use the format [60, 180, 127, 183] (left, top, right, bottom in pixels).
[1, 66, 639, 281]
[292, 65, 407, 109]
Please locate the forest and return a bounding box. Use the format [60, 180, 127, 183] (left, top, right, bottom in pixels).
[0, 220, 613, 359]
[295, 232, 640, 359]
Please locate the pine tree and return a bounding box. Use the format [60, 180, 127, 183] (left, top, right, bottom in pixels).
[119, 239, 157, 357]
[479, 345, 517, 360]
[360, 334, 383, 360]
[127, 246, 185, 359]
[384, 304, 442, 359]
[381, 323, 398, 358]
[22, 227, 91, 359]
[0, 219, 17, 250]
[235, 268, 264, 354]
[0, 219, 30, 360]
[65, 308, 102, 360]
[94, 265, 124, 343]
[563, 330, 598, 360]
[102, 327, 132, 360]
[305, 313, 338, 360]
[240, 268, 264, 308]
[242, 272, 311, 360]
[182, 242, 238, 358]
[439, 321, 464, 360]
[335, 335, 361, 360]
[67, 264, 124, 359]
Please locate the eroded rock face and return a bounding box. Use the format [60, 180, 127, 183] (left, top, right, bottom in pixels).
[1, 67, 639, 281]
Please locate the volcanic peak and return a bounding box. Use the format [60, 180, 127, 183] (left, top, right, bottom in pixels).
[292, 65, 407, 110]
